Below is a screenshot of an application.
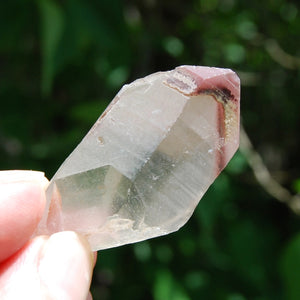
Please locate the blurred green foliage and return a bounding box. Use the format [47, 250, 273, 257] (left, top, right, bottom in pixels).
[0, 0, 300, 299]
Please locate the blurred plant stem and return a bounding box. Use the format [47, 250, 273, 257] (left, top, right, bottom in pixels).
[264, 39, 300, 70]
[240, 125, 300, 214]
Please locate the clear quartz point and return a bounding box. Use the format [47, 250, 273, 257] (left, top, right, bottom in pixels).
[36, 66, 240, 251]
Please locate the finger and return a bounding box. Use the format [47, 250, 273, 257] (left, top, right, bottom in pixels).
[38, 232, 94, 300]
[0, 232, 94, 300]
[93, 251, 97, 267]
[0, 170, 48, 262]
[0, 235, 49, 298]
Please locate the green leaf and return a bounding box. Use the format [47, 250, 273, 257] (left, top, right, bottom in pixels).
[154, 270, 190, 300]
[163, 36, 184, 57]
[69, 100, 108, 124]
[227, 220, 266, 288]
[226, 150, 248, 175]
[281, 233, 300, 300]
[133, 241, 151, 262]
[292, 178, 300, 193]
[38, 0, 64, 96]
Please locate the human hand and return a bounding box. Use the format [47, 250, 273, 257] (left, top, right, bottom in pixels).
[0, 170, 96, 300]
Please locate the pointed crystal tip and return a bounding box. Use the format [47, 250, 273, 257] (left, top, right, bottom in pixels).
[36, 66, 240, 251]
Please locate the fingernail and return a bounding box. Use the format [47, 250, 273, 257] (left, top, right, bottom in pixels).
[0, 170, 49, 189]
[38, 231, 94, 300]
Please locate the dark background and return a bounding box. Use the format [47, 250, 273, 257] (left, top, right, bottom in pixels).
[1, 0, 300, 299]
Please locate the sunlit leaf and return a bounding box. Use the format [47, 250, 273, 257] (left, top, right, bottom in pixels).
[154, 270, 190, 300]
[163, 36, 184, 57]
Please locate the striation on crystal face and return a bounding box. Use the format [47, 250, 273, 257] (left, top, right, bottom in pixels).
[35, 66, 240, 251]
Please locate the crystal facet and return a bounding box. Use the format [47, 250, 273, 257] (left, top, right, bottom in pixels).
[36, 66, 240, 251]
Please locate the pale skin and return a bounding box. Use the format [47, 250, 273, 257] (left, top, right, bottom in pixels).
[0, 171, 96, 300]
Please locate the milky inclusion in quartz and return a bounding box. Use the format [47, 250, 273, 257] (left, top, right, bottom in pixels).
[36, 66, 240, 251]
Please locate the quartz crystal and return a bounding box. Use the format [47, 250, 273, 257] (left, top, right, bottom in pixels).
[36, 66, 240, 251]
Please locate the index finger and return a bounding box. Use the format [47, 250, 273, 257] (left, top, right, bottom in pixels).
[0, 171, 48, 262]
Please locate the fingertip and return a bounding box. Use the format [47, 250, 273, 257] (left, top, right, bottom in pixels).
[0, 170, 49, 188]
[93, 251, 98, 267]
[86, 291, 93, 300]
[38, 231, 94, 300]
[0, 170, 49, 262]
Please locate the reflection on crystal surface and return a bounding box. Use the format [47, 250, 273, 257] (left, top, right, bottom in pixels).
[36, 66, 240, 251]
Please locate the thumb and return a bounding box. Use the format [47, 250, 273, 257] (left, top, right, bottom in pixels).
[0, 232, 95, 300]
[38, 231, 94, 300]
